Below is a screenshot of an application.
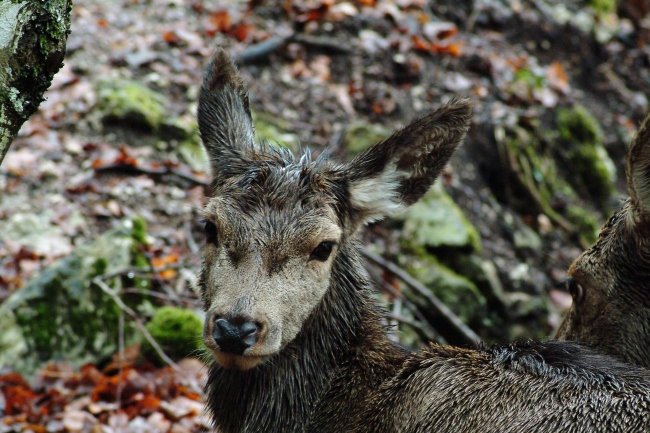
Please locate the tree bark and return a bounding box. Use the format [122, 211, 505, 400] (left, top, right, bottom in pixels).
[0, 0, 72, 166]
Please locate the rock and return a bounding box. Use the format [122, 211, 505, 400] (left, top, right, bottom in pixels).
[141, 306, 204, 366]
[96, 79, 169, 132]
[557, 105, 616, 203]
[402, 253, 487, 328]
[0, 218, 150, 376]
[251, 110, 299, 152]
[399, 179, 481, 253]
[0, 212, 73, 257]
[343, 121, 393, 157]
[161, 116, 208, 172]
[513, 224, 542, 251]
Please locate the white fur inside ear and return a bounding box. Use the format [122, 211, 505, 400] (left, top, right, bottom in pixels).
[349, 163, 406, 223]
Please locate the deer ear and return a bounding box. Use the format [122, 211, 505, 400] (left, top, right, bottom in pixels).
[345, 97, 473, 226]
[627, 113, 650, 222]
[198, 48, 255, 178]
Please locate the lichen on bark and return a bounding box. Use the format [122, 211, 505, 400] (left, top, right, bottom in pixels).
[0, 0, 72, 165]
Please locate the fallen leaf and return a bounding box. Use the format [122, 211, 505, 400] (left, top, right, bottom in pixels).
[546, 61, 569, 93]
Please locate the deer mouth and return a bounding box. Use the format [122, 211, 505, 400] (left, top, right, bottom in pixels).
[211, 350, 270, 371]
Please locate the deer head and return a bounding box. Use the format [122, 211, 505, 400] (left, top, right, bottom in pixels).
[556, 113, 650, 368]
[196, 49, 473, 370]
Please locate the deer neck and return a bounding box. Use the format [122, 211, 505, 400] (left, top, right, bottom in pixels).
[205, 244, 399, 433]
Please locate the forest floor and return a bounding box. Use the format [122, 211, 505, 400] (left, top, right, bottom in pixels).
[2, 0, 650, 431]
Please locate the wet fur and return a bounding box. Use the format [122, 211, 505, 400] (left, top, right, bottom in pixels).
[556, 113, 650, 368]
[199, 49, 650, 433]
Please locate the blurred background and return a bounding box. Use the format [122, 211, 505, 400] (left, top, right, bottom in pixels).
[1, 0, 649, 430]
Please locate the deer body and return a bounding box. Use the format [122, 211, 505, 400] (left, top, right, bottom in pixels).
[198, 49, 650, 433]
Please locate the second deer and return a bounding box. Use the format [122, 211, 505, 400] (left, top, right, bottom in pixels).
[556, 112, 650, 369]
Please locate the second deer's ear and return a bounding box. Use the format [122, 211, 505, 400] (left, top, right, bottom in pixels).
[627, 112, 650, 222]
[345, 98, 473, 226]
[198, 48, 255, 178]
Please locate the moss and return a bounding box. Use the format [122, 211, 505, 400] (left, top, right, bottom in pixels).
[557, 105, 616, 203]
[0, 218, 147, 375]
[399, 180, 481, 254]
[343, 121, 393, 157]
[558, 105, 602, 145]
[403, 254, 486, 327]
[586, 0, 616, 15]
[567, 205, 600, 244]
[570, 143, 616, 199]
[142, 306, 204, 365]
[96, 80, 168, 132]
[251, 110, 299, 152]
[131, 216, 149, 246]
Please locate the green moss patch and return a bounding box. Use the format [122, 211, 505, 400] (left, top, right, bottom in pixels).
[142, 306, 203, 365]
[96, 79, 168, 132]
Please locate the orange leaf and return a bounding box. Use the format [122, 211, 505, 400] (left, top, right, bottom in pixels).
[232, 23, 253, 42]
[163, 30, 180, 45]
[546, 61, 569, 93]
[210, 10, 231, 32]
[412, 35, 431, 52]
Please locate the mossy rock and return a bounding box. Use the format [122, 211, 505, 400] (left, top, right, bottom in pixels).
[569, 142, 616, 200]
[557, 105, 616, 202]
[0, 217, 151, 376]
[566, 204, 600, 244]
[96, 79, 168, 132]
[402, 254, 487, 327]
[585, 0, 616, 15]
[398, 180, 481, 253]
[252, 110, 299, 152]
[142, 306, 204, 366]
[343, 121, 393, 157]
[558, 105, 603, 145]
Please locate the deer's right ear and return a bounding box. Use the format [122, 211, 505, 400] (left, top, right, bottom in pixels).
[198, 48, 255, 177]
[345, 98, 473, 227]
[627, 112, 650, 222]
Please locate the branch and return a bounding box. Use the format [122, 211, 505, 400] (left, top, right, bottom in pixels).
[0, 1, 72, 165]
[92, 277, 203, 395]
[360, 248, 480, 348]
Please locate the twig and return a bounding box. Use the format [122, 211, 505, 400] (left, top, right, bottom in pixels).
[97, 263, 190, 281]
[380, 281, 445, 345]
[385, 312, 437, 341]
[94, 163, 209, 186]
[121, 288, 198, 304]
[291, 34, 354, 54]
[233, 31, 296, 65]
[116, 310, 125, 433]
[93, 278, 204, 395]
[185, 219, 200, 255]
[360, 248, 480, 348]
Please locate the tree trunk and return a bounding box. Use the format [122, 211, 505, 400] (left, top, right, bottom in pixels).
[0, 0, 72, 166]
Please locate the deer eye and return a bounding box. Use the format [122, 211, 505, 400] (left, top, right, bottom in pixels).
[309, 241, 336, 262]
[566, 278, 585, 304]
[204, 220, 218, 245]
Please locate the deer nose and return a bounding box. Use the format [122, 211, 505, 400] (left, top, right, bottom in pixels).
[212, 316, 260, 355]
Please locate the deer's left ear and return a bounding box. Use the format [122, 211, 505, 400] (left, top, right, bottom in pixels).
[628, 112, 650, 223]
[345, 98, 473, 226]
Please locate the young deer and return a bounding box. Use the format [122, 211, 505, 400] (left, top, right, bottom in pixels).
[197, 49, 650, 433]
[556, 113, 650, 369]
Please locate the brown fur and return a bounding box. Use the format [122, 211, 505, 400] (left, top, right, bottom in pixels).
[556, 112, 650, 368]
[198, 49, 650, 433]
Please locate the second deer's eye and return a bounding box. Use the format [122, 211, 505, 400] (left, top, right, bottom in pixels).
[567, 278, 585, 304]
[204, 221, 218, 245]
[309, 241, 336, 262]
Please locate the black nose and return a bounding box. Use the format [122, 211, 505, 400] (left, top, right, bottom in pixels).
[212, 316, 259, 355]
